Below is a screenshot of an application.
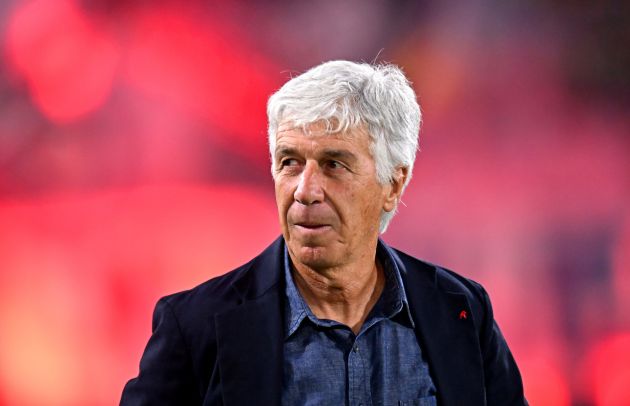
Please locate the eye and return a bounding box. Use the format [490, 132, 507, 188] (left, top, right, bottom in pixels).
[280, 158, 299, 168]
[278, 158, 302, 172]
[326, 160, 346, 170]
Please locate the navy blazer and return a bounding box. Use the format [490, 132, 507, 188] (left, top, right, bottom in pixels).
[121, 237, 527, 405]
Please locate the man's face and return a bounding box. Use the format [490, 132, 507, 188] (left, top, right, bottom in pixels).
[273, 121, 401, 272]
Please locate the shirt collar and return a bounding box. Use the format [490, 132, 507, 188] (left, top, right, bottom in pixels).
[283, 246, 310, 338]
[283, 239, 414, 339]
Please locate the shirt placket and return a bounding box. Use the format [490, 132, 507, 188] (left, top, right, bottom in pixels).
[347, 334, 369, 406]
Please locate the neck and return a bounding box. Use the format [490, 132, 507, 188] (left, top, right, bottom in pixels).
[289, 251, 385, 334]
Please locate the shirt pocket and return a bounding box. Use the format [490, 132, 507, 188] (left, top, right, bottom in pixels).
[398, 396, 437, 406]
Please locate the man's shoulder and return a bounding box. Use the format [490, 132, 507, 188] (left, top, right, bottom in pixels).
[157, 258, 253, 321]
[158, 237, 284, 319]
[390, 245, 492, 333]
[390, 246, 488, 307]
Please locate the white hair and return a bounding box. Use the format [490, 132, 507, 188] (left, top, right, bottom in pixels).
[267, 60, 421, 233]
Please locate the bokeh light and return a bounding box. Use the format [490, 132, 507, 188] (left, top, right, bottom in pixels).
[5, 0, 119, 123]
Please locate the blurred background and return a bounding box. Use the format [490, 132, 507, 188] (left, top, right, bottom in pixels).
[0, 0, 628, 404]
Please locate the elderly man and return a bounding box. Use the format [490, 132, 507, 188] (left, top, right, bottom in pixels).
[121, 61, 527, 405]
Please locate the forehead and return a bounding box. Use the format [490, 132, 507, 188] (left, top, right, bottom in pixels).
[275, 121, 372, 153]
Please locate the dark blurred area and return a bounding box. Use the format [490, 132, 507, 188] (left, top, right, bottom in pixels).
[0, 0, 628, 404]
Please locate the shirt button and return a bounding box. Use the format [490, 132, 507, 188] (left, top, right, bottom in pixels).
[353, 344, 359, 353]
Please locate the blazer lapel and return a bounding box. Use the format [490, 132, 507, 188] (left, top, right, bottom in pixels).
[215, 291, 283, 406]
[214, 237, 285, 406]
[394, 250, 486, 405]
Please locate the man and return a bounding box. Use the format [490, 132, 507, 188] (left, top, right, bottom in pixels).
[121, 60, 527, 405]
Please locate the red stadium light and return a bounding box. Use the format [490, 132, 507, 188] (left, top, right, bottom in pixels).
[4, 0, 119, 123]
[586, 333, 630, 406]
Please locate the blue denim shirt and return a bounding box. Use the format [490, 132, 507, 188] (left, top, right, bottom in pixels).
[281, 241, 437, 406]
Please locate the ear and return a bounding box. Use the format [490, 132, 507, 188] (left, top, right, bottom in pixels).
[383, 166, 409, 213]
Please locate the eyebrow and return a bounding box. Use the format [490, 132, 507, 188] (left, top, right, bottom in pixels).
[321, 149, 357, 164]
[274, 146, 298, 160]
[274, 146, 358, 164]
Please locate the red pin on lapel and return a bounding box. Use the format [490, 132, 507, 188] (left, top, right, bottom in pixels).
[459, 310, 467, 320]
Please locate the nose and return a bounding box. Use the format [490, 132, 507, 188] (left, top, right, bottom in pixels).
[294, 161, 324, 205]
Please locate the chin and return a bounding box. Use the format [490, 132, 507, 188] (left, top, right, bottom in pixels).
[290, 242, 339, 271]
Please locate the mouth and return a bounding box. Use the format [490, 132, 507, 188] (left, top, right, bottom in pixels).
[293, 223, 331, 233]
[295, 223, 328, 229]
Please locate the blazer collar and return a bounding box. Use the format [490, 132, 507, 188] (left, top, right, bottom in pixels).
[231, 236, 285, 300]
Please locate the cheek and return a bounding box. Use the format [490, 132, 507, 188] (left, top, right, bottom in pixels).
[356, 186, 386, 217]
[274, 178, 288, 199]
[337, 189, 374, 224]
[274, 183, 294, 217]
